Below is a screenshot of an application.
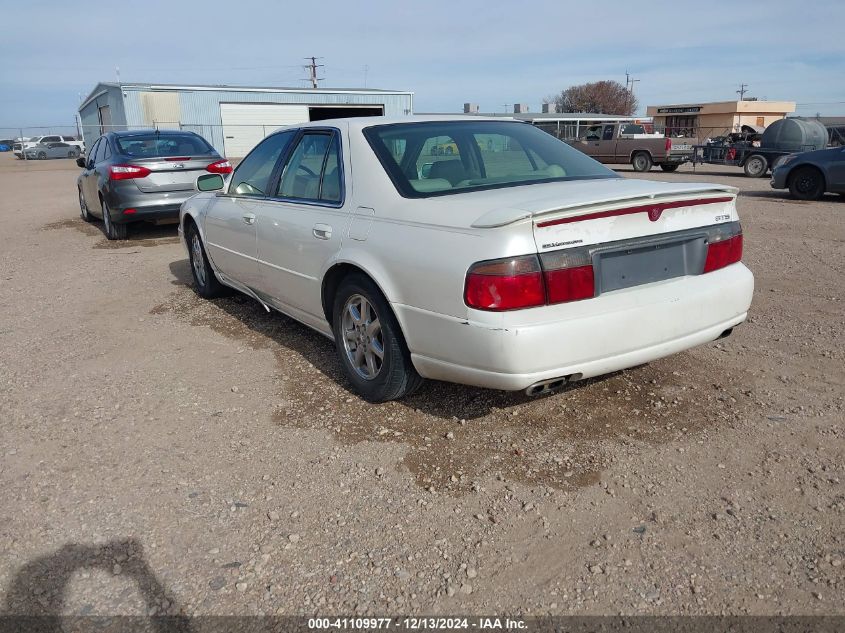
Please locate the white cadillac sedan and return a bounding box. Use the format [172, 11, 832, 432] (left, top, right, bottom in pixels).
[180, 116, 753, 402]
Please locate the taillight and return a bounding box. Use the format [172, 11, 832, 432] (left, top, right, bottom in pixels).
[703, 229, 743, 273]
[665, 138, 672, 152]
[464, 255, 545, 311]
[109, 164, 151, 180]
[540, 247, 595, 304]
[464, 250, 596, 311]
[206, 160, 233, 174]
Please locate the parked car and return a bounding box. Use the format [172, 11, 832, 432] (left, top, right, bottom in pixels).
[770, 147, 845, 200]
[15, 134, 84, 158]
[179, 116, 754, 402]
[24, 142, 81, 159]
[566, 122, 691, 172]
[76, 130, 230, 240]
[0, 139, 14, 152]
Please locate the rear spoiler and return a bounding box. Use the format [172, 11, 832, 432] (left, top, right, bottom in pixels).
[471, 185, 739, 229]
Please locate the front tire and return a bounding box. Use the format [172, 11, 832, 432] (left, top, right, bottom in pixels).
[788, 166, 825, 200]
[186, 222, 225, 298]
[332, 274, 423, 402]
[101, 199, 127, 240]
[743, 154, 768, 178]
[37, 151, 47, 160]
[632, 152, 653, 172]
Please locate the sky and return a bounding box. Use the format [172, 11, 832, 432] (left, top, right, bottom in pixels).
[1, 0, 844, 132]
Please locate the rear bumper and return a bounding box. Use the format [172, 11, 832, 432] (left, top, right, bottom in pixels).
[663, 153, 691, 164]
[395, 264, 754, 391]
[104, 187, 195, 224]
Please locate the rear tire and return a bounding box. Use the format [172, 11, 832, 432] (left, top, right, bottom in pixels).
[660, 164, 679, 172]
[68, 150, 79, 158]
[788, 166, 825, 200]
[632, 152, 653, 172]
[79, 187, 94, 222]
[743, 154, 768, 178]
[186, 222, 225, 298]
[101, 199, 127, 240]
[332, 274, 423, 402]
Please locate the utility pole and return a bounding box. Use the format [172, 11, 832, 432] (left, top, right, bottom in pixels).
[501, 103, 511, 114]
[363, 64, 369, 88]
[116, 66, 120, 83]
[304, 57, 324, 89]
[737, 83, 749, 100]
[625, 72, 639, 115]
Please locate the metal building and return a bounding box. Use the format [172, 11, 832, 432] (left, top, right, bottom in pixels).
[77, 82, 414, 157]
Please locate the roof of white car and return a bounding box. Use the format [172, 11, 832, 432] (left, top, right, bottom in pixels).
[301, 114, 519, 131]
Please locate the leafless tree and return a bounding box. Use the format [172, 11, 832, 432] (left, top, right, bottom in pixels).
[551, 81, 637, 116]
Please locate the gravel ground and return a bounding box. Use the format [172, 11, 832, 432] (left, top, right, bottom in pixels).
[0, 155, 842, 617]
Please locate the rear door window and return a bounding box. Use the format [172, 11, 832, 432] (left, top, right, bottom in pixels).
[602, 126, 615, 141]
[276, 131, 343, 203]
[94, 139, 108, 163]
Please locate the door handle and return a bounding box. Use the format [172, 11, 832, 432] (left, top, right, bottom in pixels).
[243, 213, 256, 225]
[313, 223, 332, 240]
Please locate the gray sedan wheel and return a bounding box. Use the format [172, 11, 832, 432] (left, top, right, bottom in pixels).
[101, 200, 127, 240]
[79, 188, 94, 222]
[332, 274, 423, 402]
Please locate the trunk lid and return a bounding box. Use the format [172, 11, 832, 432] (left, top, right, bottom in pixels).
[127, 156, 219, 193]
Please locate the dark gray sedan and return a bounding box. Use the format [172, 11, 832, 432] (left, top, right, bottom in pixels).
[76, 130, 231, 239]
[771, 147, 845, 200]
[24, 142, 80, 159]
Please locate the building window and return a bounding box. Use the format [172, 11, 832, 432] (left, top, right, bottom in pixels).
[665, 115, 697, 137]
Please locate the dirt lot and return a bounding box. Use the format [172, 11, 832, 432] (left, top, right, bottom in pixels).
[0, 155, 842, 618]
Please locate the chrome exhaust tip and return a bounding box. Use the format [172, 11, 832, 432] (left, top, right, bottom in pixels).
[525, 373, 583, 396]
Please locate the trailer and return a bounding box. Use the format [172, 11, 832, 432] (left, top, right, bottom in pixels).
[691, 118, 829, 178]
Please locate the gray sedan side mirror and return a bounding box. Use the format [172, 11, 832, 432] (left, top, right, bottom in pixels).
[196, 173, 225, 192]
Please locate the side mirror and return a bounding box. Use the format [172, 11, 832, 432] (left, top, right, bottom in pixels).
[76, 157, 86, 168]
[196, 173, 225, 192]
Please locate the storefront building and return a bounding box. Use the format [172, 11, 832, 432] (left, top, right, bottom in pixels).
[646, 100, 795, 138]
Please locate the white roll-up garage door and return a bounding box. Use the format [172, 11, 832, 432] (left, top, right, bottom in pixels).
[220, 103, 309, 158]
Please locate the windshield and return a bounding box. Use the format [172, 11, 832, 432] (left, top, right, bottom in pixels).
[115, 133, 214, 158]
[364, 120, 618, 198]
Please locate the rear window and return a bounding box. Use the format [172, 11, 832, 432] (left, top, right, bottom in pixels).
[115, 133, 214, 158]
[364, 121, 617, 198]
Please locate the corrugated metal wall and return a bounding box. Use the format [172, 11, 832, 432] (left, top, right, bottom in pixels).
[121, 87, 413, 153]
[78, 84, 128, 148]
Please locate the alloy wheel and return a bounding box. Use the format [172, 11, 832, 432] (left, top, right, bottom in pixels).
[341, 294, 384, 380]
[190, 233, 208, 288]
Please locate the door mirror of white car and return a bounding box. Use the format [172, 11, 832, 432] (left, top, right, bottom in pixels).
[75, 157, 86, 168]
[196, 173, 225, 192]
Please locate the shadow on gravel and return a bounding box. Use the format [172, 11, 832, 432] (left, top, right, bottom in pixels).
[740, 190, 844, 204]
[41, 217, 180, 248]
[156, 259, 743, 494]
[1, 538, 190, 631]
